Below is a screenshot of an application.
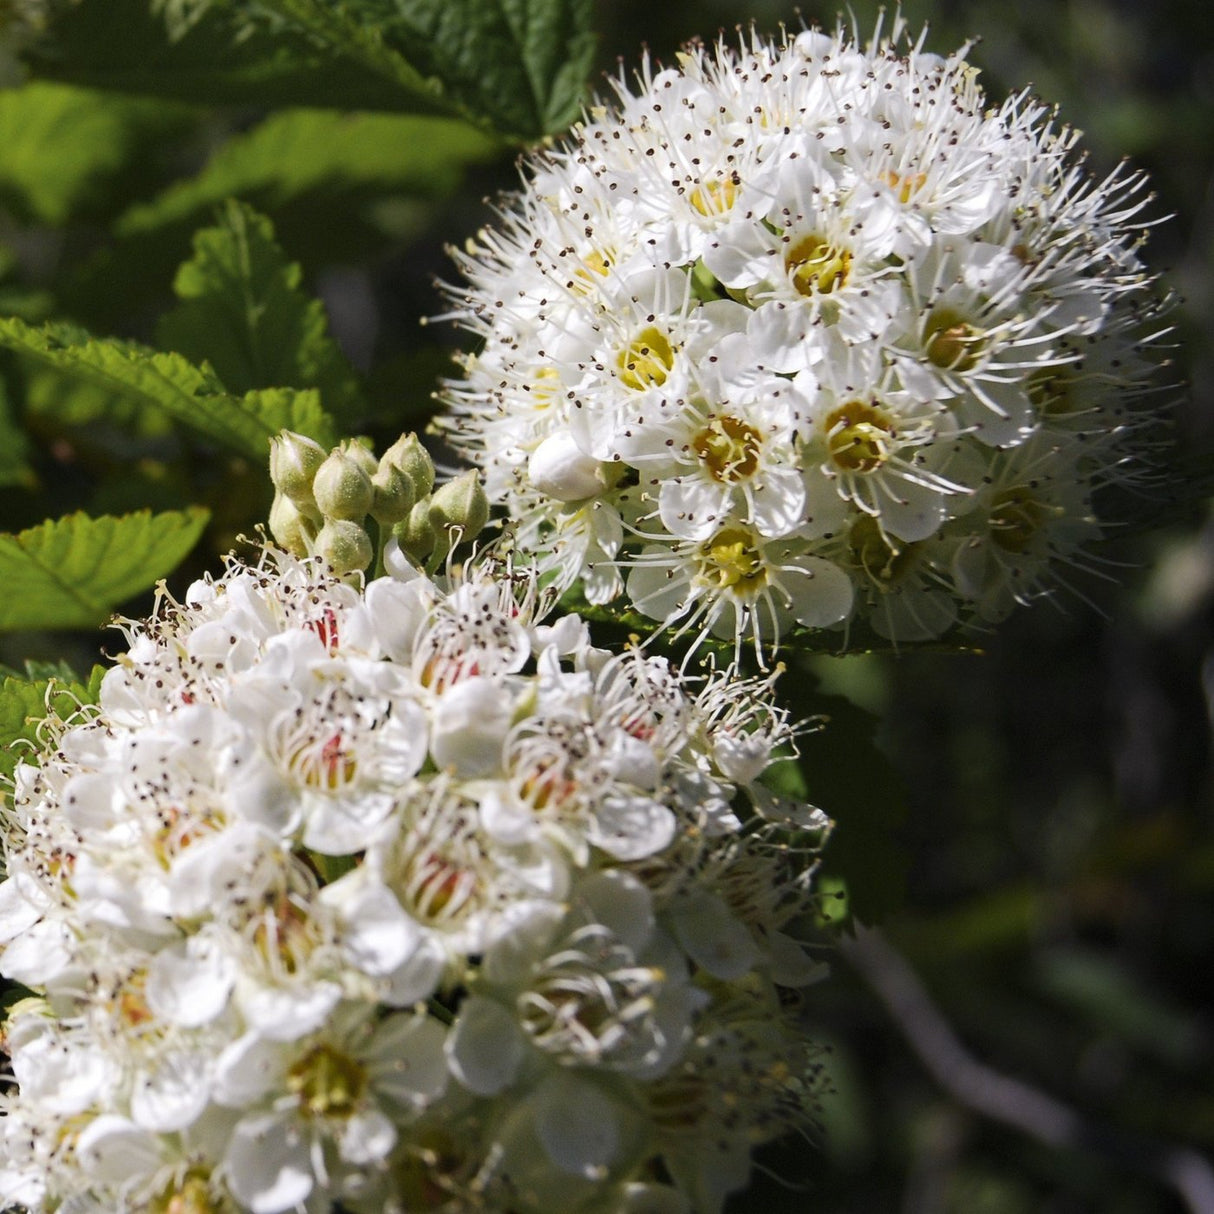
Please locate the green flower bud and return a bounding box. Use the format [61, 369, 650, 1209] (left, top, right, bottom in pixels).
[369, 462, 416, 526]
[269, 430, 326, 508]
[313, 447, 375, 521]
[344, 438, 379, 479]
[394, 498, 437, 563]
[315, 518, 373, 576]
[428, 470, 490, 544]
[269, 492, 316, 558]
[381, 433, 435, 500]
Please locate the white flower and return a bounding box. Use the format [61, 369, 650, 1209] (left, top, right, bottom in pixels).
[440, 20, 1168, 656]
[0, 547, 829, 1213]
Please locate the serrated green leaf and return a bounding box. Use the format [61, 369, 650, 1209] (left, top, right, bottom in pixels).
[32, 0, 591, 138]
[0, 665, 105, 784]
[0, 317, 335, 455]
[157, 201, 361, 418]
[261, 0, 596, 137]
[397, 0, 596, 135]
[0, 82, 189, 225]
[239, 386, 335, 447]
[116, 109, 498, 237]
[0, 508, 209, 633]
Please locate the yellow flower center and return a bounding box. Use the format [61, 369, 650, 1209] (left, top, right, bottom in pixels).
[695, 527, 769, 596]
[253, 893, 318, 976]
[881, 169, 928, 204]
[850, 516, 918, 588]
[690, 177, 739, 218]
[692, 415, 763, 482]
[287, 1042, 368, 1119]
[825, 401, 894, 473]
[618, 326, 677, 391]
[785, 234, 852, 296]
[571, 250, 613, 295]
[150, 1173, 228, 1214]
[526, 366, 562, 410]
[924, 308, 983, 373]
[989, 486, 1049, 553]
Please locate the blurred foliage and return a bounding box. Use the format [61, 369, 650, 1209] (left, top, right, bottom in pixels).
[0, 0, 1211, 1210]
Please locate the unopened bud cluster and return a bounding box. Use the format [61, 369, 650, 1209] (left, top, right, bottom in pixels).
[269, 431, 488, 575]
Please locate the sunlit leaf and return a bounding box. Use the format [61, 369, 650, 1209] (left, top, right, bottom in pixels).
[0, 507, 209, 633]
[253, 0, 596, 137]
[0, 664, 105, 785]
[0, 317, 335, 455]
[0, 82, 188, 225]
[116, 110, 498, 237]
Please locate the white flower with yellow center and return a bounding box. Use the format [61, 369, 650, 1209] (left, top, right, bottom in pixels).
[440, 20, 1168, 654]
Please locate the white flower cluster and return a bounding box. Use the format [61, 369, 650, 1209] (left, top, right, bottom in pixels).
[440, 21, 1167, 656]
[0, 548, 828, 1214]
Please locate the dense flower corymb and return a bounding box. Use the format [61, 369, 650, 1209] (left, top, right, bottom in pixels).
[0, 548, 828, 1214]
[439, 20, 1168, 657]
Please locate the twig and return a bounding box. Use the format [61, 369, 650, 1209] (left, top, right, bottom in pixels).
[840, 925, 1214, 1214]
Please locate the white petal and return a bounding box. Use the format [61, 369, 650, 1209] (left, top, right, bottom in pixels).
[363, 575, 430, 661]
[131, 1050, 211, 1132]
[779, 557, 855, 629]
[572, 869, 654, 954]
[322, 877, 422, 977]
[446, 996, 525, 1096]
[225, 1112, 314, 1214]
[590, 794, 676, 861]
[213, 1033, 286, 1108]
[238, 979, 343, 1042]
[533, 1072, 621, 1178]
[338, 1108, 397, 1165]
[145, 931, 235, 1026]
[75, 1115, 162, 1186]
[670, 891, 760, 981]
[368, 1013, 449, 1107]
[429, 677, 513, 777]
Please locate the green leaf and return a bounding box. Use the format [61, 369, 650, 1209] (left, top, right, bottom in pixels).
[33, 0, 593, 138]
[24, 366, 179, 444]
[0, 664, 105, 784]
[115, 109, 499, 237]
[157, 201, 361, 418]
[252, 0, 596, 137]
[30, 0, 424, 115]
[0, 508, 209, 633]
[0, 317, 335, 456]
[0, 82, 189, 225]
[239, 386, 334, 447]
